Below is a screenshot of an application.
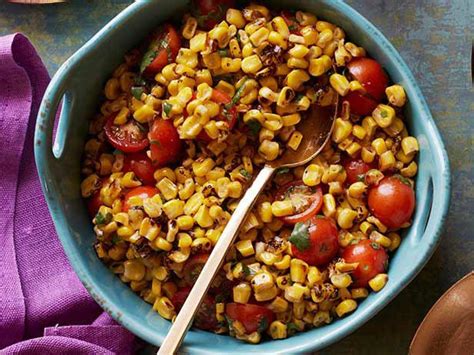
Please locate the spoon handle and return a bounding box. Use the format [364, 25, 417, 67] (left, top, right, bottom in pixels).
[158, 165, 275, 355]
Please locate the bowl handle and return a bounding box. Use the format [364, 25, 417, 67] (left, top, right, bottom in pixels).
[35, 60, 76, 162]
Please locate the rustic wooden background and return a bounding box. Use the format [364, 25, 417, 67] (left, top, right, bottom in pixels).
[0, 0, 472, 353]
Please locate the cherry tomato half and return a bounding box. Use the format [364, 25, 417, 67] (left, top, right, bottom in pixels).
[275, 181, 323, 224]
[140, 24, 181, 76]
[196, 89, 238, 142]
[281, 10, 301, 34]
[343, 158, 375, 185]
[290, 216, 339, 266]
[123, 152, 155, 185]
[104, 116, 149, 153]
[87, 191, 103, 217]
[345, 58, 388, 116]
[172, 287, 218, 331]
[122, 186, 159, 212]
[192, 0, 235, 30]
[342, 239, 388, 287]
[368, 176, 415, 229]
[225, 303, 275, 333]
[148, 119, 182, 166]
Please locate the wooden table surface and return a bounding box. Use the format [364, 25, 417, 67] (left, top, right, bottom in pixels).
[1, 1, 472, 353]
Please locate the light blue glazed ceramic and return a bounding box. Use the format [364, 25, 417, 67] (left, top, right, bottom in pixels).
[34, 0, 451, 353]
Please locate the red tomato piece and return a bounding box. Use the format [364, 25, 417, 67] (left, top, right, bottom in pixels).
[281, 10, 300, 34]
[171, 287, 218, 331]
[122, 186, 159, 212]
[123, 152, 155, 185]
[104, 115, 149, 153]
[368, 176, 416, 229]
[343, 158, 375, 185]
[275, 181, 323, 225]
[342, 239, 389, 287]
[148, 119, 182, 166]
[344, 91, 379, 116]
[290, 216, 339, 266]
[141, 24, 181, 76]
[225, 303, 275, 333]
[347, 57, 388, 101]
[87, 191, 103, 217]
[193, 0, 235, 30]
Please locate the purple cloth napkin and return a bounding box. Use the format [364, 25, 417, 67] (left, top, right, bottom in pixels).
[0, 33, 136, 354]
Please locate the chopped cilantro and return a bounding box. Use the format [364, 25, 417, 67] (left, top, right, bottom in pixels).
[95, 212, 112, 225]
[131, 86, 144, 100]
[218, 49, 229, 57]
[257, 316, 269, 332]
[289, 222, 311, 251]
[150, 139, 162, 148]
[357, 174, 366, 182]
[287, 322, 299, 334]
[246, 120, 261, 136]
[135, 121, 147, 132]
[240, 168, 251, 179]
[275, 167, 290, 175]
[242, 263, 251, 277]
[380, 110, 388, 118]
[163, 102, 173, 116]
[288, 24, 298, 31]
[139, 48, 157, 74]
[111, 235, 121, 245]
[225, 78, 249, 110]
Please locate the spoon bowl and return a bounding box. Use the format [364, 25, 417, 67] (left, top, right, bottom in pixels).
[158, 100, 338, 354]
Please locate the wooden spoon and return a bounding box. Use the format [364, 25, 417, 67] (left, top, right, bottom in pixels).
[158, 101, 338, 354]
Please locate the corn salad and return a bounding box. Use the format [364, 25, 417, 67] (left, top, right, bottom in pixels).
[81, 2, 418, 344]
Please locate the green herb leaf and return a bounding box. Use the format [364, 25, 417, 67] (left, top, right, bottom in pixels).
[150, 139, 162, 148]
[257, 316, 269, 332]
[163, 102, 173, 116]
[380, 110, 388, 118]
[240, 168, 251, 179]
[287, 322, 299, 334]
[95, 212, 112, 225]
[139, 48, 157, 74]
[242, 263, 251, 277]
[275, 167, 290, 175]
[288, 24, 298, 31]
[289, 222, 311, 251]
[135, 121, 147, 133]
[357, 173, 366, 182]
[225, 78, 249, 110]
[246, 120, 261, 136]
[111, 235, 121, 245]
[131, 86, 144, 100]
[218, 49, 229, 57]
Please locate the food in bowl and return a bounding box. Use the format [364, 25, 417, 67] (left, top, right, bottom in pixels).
[80, 1, 419, 344]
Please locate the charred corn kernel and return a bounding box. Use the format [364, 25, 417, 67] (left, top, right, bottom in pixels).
[379, 150, 396, 171]
[153, 296, 175, 320]
[369, 230, 391, 248]
[151, 279, 163, 297]
[287, 57, 309, 69]
[384, 117, 405, 137]
[271, 200, 294, 217]
[175, 232, 193, 249]
[332, 118, 353, 144]
[81, 174, 101, 198]
[289, 34, 305, 44]
[154, 167, 176, 183]
[98, 153, 114, 176]
[348, 182, 367, 198]
[293, 300, 306, 319]
[258, 140, 279, 161]
[104, 78, 120, 100]
[120, 171, 140, 188]
[329, 73, 350, 96]
[284, 283, 308, 303]
[321, 193, 336, 218]
[277, 86, 295, 107]
[282, 113, 301, 127]
[162, 282, 178, 299]
[162, 64, 178, 81]
[133, 104, 155, 123]
[336, 261, 359, 273]
[215, 177, 230, 199]
[273, 254, 291, 270]
[346, 142, 362, 157]
[276, 275, 290, 290]
[290, 259, 309, 283]
[251, 271, 274, 293]
[250, 27, 269, 47]
[194, 205, 213, 228]
[372, 104, 395, 128]
[305, 268, 323, 288]
[182, 16, 197, 39]
[191, 237, 211, 254]
[194, 69, 212, 87]
[255, 284, 278, 302]
[175, 215, 194, 231]
[275, 63, 291, 76]
[228, 181, 243, 198]
[335, 299, 357, 317]
[258, 87, 278, 106]
[401, 136, 419, 155]
[360, 147, 375, 164]
[386, 84, 406, 107]
[192, 158, 215, 177]
[259, 251, 281, 266]
[388, 232, 401, 251]
[270, 16, 289, 38]
[235, 239, 255, 257]
[241, 42, 253, 58]
[143, 194, 163, 218]
[369, 273, 388, 292]
[337, 208, 358, 229]
[214, 81, 235, 99]
[226, 8, 245, 28]
[209, 205, 223, 221]
[243, 109, 265, 125]
[285, 69, 310, 90]
[269, 297, 289, 314]
[233, 282, 252, 304]
[348, 288, 369, 301]
[241, 54, 263, 74]
[359, 221, 374, 235]
[287, 131, 303, 150]
[257, 202, 273, 223]
[352, 125, 367, 140]
[360, 117, 377, 139]
[178, 178, 195, 201]
[113, 106, 130, 125]
[221, 57, 241, 73]
[330, 273, 352, 288]
[371, 138, 387, 155]
[269, 320, 287, 339]
[295, 10, 317, 25]
[289, 44, 310, 58]
[303, 164, 323, 186]
[313, 310, 331, 326]
[401, 161, 418, 178]
[396, 149, 416, 164]
[140, 218, 160, 241]
[162, 199, 184, 220]
[156, 177, 178, 200]
[124, 260, 145, 281]
[153, 237, 172, 252]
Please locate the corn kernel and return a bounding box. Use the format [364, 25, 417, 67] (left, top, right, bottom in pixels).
[385, 84, 406, 107]
[368, 273, 389, 292]
[335, 299, 357, 317]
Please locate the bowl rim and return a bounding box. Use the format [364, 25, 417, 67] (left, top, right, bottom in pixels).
[34, 0, 451, 353]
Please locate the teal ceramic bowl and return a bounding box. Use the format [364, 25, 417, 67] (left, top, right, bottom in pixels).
[35, 0, 451, 353]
